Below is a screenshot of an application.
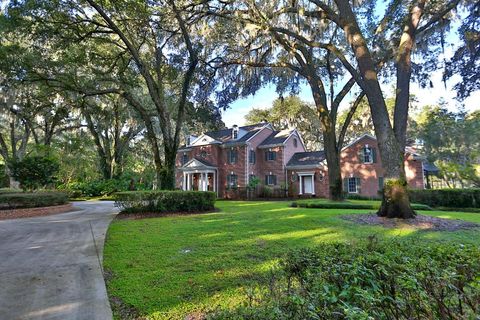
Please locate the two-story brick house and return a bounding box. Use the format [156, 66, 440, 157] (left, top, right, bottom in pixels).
[176, 124, 430, 198]
[175, 123, 305, 198]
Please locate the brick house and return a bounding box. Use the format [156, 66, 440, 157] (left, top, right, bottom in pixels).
[176, 124, 428, 198]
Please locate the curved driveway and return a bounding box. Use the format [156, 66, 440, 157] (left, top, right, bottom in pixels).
[0, 201, 118, 320]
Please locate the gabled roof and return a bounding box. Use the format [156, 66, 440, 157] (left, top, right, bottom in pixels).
[179, 157, 217, 171]
[286, 151, 326, 168]
[341, 133, 376, 151]
[258, 129, 294, 148]
[204, 123, 267, 143]
[423, 161, 440, 173]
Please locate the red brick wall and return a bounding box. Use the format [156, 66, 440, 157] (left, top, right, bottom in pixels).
[283, 133, 306, 165]
[257, 146, 285, 187]
[246, 127, 274, 178]
[287, 167, 329, 197]
[218, 145, 246, 197]
[340, 136, 424, 198]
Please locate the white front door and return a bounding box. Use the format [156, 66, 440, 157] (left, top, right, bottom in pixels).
[302, 175, 314, 194]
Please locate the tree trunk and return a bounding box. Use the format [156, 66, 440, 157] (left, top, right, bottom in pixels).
[160, 145, 176, 190]
[323, 131, 343, 201]
[393, 0, 426, 151]
[335, 0, 415, 218]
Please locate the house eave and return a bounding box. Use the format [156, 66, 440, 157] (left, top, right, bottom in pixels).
[286, 165, 323, 170]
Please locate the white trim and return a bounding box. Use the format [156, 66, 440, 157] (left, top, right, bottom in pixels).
[245, 123, 273, 142]
[283, 129, 306, 152]
[298, 172, 315, 195]
[341, 133, 377, 151]
[190, 133, 222, 146]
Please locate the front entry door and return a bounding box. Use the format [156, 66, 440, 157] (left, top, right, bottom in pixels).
[302, 175, 313, 194]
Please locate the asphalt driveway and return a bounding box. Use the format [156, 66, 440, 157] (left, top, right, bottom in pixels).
[0, 201, 118, 320]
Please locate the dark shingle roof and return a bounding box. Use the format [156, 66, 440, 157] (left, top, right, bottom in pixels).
[286, 151, 326, 167]
[204, 123, 266, 143]
[423, 161, 439, 173]
[259, 129, 292, 147]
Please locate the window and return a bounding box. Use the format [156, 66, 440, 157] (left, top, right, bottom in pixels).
[228, 149, 238, 164]
[362, 145, 376, 164]
[265, 150, 277, 161]
[233, 130, 238, 139]
[265, 174, 277, 186]
[182, 153, 189, 165]
[227, 174, 238, 187]
[378, 177, 384, 191]
[347, 177, 360, 193]
[200, 150, 207, 158]
[249, 150, 256, 164]
[293, 138, 298, 148]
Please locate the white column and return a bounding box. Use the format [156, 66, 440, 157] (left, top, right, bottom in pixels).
[186, 173, 191, 190]
[299, 176, 303, 195]
[213, 173, 216, 192]
[202, 173, 207, 191]
[182, 172, 186, 190]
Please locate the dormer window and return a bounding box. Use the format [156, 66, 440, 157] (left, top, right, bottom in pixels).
[232, 125, 239, 140]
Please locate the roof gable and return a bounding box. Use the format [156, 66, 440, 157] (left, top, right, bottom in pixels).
[286, 151, 326, 168]
[181, 158, 216, 170]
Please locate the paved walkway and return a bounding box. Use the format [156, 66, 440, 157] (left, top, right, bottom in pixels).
[0, 201, 118, 320]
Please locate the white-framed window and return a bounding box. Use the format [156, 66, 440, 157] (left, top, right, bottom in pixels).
[227, 174, 238, 187]
[265, 174, 277, 185]
[363, 145, 373, 163]
[266, 150, 277, 161]
[249, 150, 256, 164]
[182, 153, 189, 165]
[348, 177, 360, 193]
[228, 149, 238, 164]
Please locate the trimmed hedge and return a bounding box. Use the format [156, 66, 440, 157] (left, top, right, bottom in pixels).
[0, 191, 69, 209]
[209, 241, 480, 320]
[409, 188, 480, 208]
[114, 190, 216, 213]
[291, 200, 432, 211]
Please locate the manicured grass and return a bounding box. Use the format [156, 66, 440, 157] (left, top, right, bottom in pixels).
[103, 201, 480, 320]
[293, 198, 432, 210]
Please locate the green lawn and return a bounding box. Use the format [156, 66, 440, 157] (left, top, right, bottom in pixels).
[103, 201, 480, 320]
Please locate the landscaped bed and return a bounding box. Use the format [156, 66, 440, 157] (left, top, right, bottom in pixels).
[0, 190, 71, 219]
[103, 201, 480, 320]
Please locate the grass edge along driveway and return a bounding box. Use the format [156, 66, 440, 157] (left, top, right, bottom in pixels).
[103, 200, 480, 320]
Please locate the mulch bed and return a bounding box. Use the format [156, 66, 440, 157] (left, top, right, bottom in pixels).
[0, 203, 75, 220]
[341, 213, 480, 231]
[115, 208, 220, 220]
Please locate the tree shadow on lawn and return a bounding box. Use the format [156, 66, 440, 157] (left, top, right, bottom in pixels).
[104, 203, 480, 319]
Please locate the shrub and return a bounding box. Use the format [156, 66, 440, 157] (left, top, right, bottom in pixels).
[409, 188, 480, 208]
[291, 200, 432, 211]
[10, 156, 59, 191]
[58, 179, 130, 198]
[208, 241, 480, 320]
[0, 191, 68, 209]
[114, 190, 216, 213]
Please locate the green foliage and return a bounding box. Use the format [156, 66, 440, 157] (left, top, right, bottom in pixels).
[209, 241, 480, 320]
[9, 155, 59, 191]
[58, 179, 132, 198]
[409, 189, 480, 208]
[0, 191, 68, 209]
[292, 199, 431, 211]
[114, 190, 216, 213]
[0, 164, 9, 188]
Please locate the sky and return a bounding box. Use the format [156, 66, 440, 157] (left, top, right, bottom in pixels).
[221, 71, 480, 128]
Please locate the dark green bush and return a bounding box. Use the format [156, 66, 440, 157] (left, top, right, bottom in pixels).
[208, 241, 480, 320]
[59, 179, 131, 197]
[114, 190, 216, 213]
[291, 200, 431, 211]
[409, 188, 480, 208]
[0, 191, 68, 209]
[10, 155, 60, 191]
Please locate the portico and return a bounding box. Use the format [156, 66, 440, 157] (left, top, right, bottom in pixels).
[180, 158, 217, 193]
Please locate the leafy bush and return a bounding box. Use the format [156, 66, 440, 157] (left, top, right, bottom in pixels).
[9, 156, 59, 191]
[291, 200, 432, 211]
[209, 241, 480, 320]
[59, 179, 130, 198]
[0, 191, 68, 209]
[114, 190, 216, 213]
[409, 188, 480, 208]
[0, 164, 9, 188]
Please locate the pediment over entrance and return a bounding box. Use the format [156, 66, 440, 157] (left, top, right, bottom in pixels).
[181, 158, 217, 171]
